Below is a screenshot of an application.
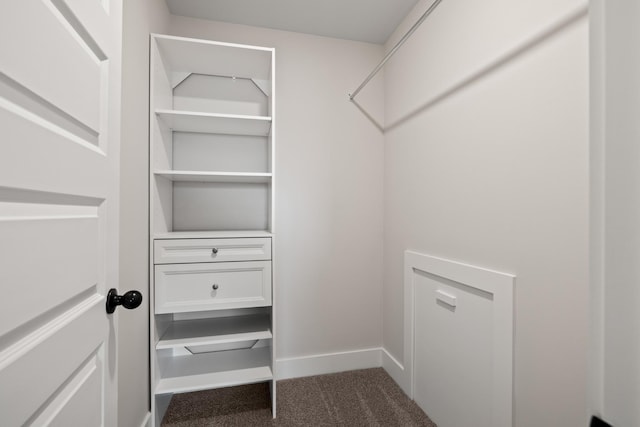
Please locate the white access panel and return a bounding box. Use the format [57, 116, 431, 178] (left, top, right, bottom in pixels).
[405, 251, 515, 427]
[414, 273, 494, 427]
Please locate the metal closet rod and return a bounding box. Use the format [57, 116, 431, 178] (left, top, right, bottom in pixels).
[348, 0, 443, 101]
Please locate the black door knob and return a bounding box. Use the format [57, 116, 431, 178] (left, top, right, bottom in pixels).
[106, 288, 143, 314]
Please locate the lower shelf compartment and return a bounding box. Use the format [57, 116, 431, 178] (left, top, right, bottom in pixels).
[155, 347, 272, 395]
[156, 314, 272, 350]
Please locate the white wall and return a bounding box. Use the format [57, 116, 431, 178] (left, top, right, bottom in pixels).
[590, 1, 640, 425]
[119, 1, 169, 426]
[382, 0, 589, 426]
[116, 3, 633, 425]
[167, 17, 386, 368]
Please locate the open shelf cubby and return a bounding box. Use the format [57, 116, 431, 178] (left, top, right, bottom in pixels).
[157, 314, 272, 350]
[156, 347, 273, 395]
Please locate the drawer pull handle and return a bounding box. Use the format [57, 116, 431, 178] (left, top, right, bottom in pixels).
[212, 248, 219, 255]
[212, 284, 219, 290]
[435, 289, 457, 307]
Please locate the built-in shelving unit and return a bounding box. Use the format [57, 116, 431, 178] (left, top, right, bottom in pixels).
[149, 33, 276, 426]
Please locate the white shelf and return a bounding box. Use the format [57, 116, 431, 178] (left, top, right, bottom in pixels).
[157, 314, 272, 349]
[153, 34, 273, 81]
[154, 230, 273, 240]
[154, 170, 272, 183]
[155, 347, 272, 395]
[156, 109, 272, 136]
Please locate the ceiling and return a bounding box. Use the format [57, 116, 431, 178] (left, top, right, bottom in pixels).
[164, 0, 421, 44]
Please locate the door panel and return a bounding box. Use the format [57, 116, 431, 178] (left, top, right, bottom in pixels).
[0, 0, 121, 425]
[0, 0, 103, 132]
[0, 215, 99, 338]
[56, 0, 111, 54]
[0, 299, 106, 427]
[31, 353, 103, 427]
[0, 76, 107, 196]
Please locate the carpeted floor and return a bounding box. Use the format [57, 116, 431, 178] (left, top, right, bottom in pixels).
[162, 368, 437, 426]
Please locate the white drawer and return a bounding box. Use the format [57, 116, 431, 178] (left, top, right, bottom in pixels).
[154, 238, 271, 264]
[155, 261, 272, 314]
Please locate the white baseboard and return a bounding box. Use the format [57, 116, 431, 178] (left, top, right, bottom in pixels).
[381, 348, 409, 395]
[276, 347, 383, 380]
[140, 412, 151, 427]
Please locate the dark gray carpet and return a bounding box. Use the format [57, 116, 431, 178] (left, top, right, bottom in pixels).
[162, 368, 437, 426]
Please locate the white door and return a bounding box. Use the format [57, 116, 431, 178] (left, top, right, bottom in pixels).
[0, 0, 123, 425]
